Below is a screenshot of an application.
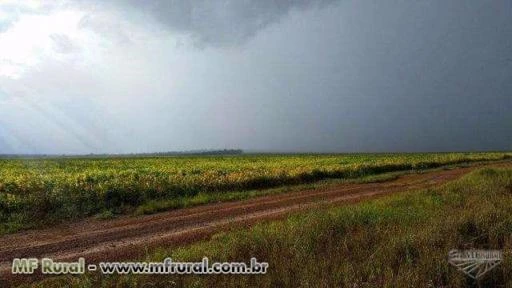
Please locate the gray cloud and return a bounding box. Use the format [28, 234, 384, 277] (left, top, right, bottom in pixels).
[102, 0, 339, 46]
[50, 34, 79, 54]
[78, 12, 132, 45]
[1, 0, 511, 154]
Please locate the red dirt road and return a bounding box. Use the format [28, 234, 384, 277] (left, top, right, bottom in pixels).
[1, 162, 511, 284]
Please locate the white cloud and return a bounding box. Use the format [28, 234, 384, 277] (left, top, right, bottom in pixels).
[0, 8, 85, 78]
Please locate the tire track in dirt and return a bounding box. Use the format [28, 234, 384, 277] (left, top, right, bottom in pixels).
[1, 161, 511, 284]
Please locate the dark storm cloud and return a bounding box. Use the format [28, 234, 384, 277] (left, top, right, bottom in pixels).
[102, 0, 339, 46]
[1, 0, 511, 154]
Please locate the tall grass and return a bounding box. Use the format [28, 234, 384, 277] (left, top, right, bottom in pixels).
[26, 167, 512, 287]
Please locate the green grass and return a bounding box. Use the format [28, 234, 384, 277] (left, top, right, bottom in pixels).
[0, 152, 510, 234]
[25, 167, 512, 288]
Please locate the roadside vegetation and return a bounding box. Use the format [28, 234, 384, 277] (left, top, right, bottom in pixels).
[27, 167, 512, 287]
[1, 152, 510, 234]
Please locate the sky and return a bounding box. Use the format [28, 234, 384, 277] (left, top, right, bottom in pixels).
[0, 0, 510, 154]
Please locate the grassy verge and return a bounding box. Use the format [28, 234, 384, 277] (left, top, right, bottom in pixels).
[133, 169, 404, 215]
[25, 167, 512, 287]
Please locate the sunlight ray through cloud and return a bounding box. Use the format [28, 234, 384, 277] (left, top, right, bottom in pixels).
[0, 0, 510, 154]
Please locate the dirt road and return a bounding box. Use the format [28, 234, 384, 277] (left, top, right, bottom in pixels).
[1, 162, 510, 284]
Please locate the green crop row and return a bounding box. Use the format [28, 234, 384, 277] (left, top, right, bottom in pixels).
[0, 152, 510, 234]
[20, 166, 512, 288]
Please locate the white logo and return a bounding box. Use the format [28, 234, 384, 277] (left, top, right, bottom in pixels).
[448, 250, 502, 279]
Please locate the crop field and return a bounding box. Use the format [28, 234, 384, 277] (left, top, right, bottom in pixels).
[0, 152, 510, 234]
[16, 166, 512, 288]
